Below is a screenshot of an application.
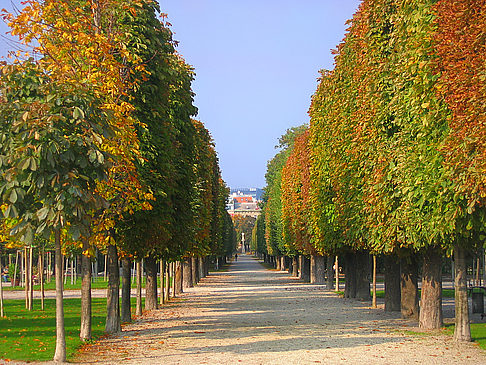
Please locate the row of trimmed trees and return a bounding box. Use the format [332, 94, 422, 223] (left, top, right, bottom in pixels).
[253, 0, 485, 343]
[0, 0, 236, 362]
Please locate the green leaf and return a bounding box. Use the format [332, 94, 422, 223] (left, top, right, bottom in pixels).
[9, 189, 17, 203]
[73, 107, 85, 120]
[88, 151, 97, 163]
[36, 207, 50, 221]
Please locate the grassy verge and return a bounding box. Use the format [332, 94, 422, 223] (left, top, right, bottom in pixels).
[372, 289, 455, 299]
[443, 323, 486, 350]
[0, 297, 144, 362]
[2, 276, 177, 291]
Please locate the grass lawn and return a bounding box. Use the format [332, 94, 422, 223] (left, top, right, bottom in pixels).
[2, 276, 177, 291]
[0, 297, 144, 362]
[442, 323, 486, 350]
[372, 289, 456, 299]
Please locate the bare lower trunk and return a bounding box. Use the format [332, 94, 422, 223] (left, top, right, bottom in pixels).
[40, 249, 45, 310]
[198, 257, 205, 279]
[299, 255, 310, 282]
[384, 255, 401, 311]
[164, 262, 170, 301]
[135, 260, 142, 316]
[80, 239, 92, 341]
[121, 258, 131, 323]
[172, 262, 177, 298]
[53, 229, 66, 362]
[29, 246, 33, 310]
[105, 244, 121, 334]
[355, 251, 371, 301]
[276, 256, 282, 271]
[175, 261, 183, 294]
[0, 262, 4, 317]
[204, 257, 209, 276]
[24, 247, 28, 309]
[454, 244, 471, 341]
[292, 256, 299, 277]
[335, 256, 339, 291]
[310, 255, 326, 284]
[144, 256, 158, 310]
[191, 257, 198, 285]
[326, 255, 335, 290]
[344, 253, 357, 299]
[419, 247, 443, 330]
[160, 261, 165, 305]
[400, 255, 419, 319]
[183, 257, 192, 288]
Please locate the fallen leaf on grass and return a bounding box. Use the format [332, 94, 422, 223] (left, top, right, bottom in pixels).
[194, 331, 205, 334]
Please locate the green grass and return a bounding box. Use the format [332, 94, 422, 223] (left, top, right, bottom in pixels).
[371, 288, 456, 299]
[0, 296, 146, 362]
[2, 276, 174, 291]
[0, 298, 106, 361]
[433, 323, 486, 350]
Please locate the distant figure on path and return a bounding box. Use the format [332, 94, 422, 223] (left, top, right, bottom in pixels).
[235, 254, 238, 262]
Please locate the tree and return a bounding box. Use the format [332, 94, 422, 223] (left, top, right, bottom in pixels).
[263, 125, 307, 262]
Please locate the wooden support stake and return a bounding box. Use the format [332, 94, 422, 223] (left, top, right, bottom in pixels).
[372, 255, 377, 308]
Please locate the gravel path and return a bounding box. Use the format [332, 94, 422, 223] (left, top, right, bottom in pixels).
[73, 255, 485, 364]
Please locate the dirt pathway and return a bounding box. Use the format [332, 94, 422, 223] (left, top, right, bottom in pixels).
[75, 255, 485, 364]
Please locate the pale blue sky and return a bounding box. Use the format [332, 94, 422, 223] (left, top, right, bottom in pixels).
[0, 0, 362, 188]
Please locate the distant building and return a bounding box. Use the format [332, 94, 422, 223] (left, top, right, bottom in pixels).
[230, 188, 264, 201]
[227, 187, 263, 218]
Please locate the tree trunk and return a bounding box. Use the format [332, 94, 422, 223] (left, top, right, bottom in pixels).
[80, 239, 92, 341]
[198, 257, 205, 279]
[292, 256, 299, 277]
[335, 256, 340, 291]
[175, 261, 183, 294]
[40, 248, 45, 310]
[191, 257, 198, 286]
[0, 261, 4, 317]
[310, 255, 326, 284]
[91, 251, 96, 284]
[384, 255, 401, 312]
[103, 254, 107, 282]
[12, 251, 18, 287]
[344, 253, 357, 298]
[183, 257, 192, 288]
[476, 257, 481, 286]
[326, 255, 335, 290]
[29, 246, 33, 310]
[53, 229, 66, 362]
[453, 244, 471, 341]
[400, 255, 419, 319]
[281, 256, 287, 271]
[121, 258, 131, 323]
[419, 247, 443, 330]
[135, 260, 142, 316]
[164, 261, 170, 301]
[144, 256, 158, 310]
[299, 255, 310, 282]
[105, 244, 121, 333]
[24, 247, 28, 309]
[172, 262, 177, 298]
[276, 256, 282, 271]
[355, 251, 371, 301]
[160, 261, 165, 305]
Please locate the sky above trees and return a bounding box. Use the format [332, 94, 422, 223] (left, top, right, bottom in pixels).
[0, 0, 361, 188]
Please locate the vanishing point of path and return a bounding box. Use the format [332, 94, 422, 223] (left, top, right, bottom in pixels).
[76, 255, 485, 364]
